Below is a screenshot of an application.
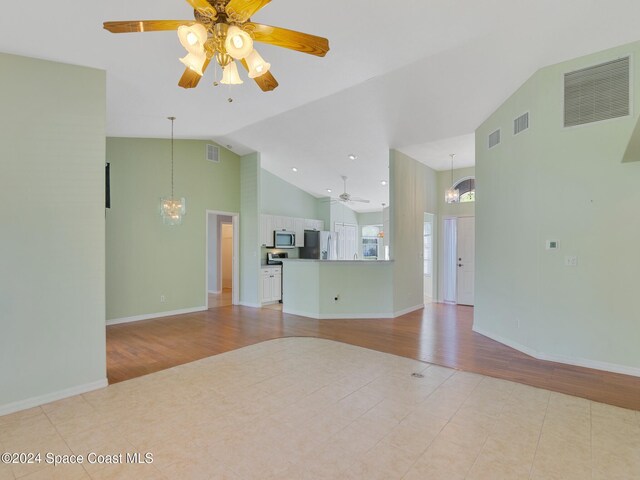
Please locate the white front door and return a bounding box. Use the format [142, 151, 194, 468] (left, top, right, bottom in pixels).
[456, 216, 475, 306]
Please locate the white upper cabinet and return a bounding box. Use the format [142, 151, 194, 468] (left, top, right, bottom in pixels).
[304, 219, 325, 231]
[260, 214, 275, 247]
[261, 214, 324, 247]
[294, 218, 305, 247]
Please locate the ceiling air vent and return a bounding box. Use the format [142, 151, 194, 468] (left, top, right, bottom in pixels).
[206, 144, 220, 163]
[488, 129, 501, 149]
[514, 112, 529, 135]
[564, 56, 630, 127]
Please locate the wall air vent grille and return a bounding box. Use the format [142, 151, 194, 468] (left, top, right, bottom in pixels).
[206, 144, 220, 163]
[564, 56, 630, 127]
[514, 112, 529, 135]
[488, 129, 501, 149]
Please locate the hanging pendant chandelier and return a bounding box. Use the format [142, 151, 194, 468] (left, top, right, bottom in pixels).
[160, 116, 186, 225]
[445, 153, 460, 204]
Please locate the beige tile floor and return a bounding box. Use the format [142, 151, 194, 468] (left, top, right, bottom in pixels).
[1, 338, 639, 479]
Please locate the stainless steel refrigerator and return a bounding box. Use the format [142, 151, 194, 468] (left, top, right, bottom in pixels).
[299, 230, 337, 260]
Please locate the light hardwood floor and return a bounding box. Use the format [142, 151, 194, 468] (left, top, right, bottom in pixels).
[106, 303, 640, 411]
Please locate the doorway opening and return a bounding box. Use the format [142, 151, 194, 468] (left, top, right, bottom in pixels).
[334, 222, 358, 260]
[443, 216, 475, 306]
[423, 213, 435, 304]
[206, 211, 240, 309]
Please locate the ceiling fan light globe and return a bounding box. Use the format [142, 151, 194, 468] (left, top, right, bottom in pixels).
[246, 49, 271, 78]
[221, 61, 244, 85]
[224, 26, 254, 60]
[179, 52, 206, 76]
[178, 24, 208, 54]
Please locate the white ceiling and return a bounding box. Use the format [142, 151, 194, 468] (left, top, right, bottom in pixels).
[1, 1, 640, 211]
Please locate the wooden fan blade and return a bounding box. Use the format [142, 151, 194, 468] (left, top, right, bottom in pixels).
[246, 23, 330, 57]
[185, 0, 217, 15]
[178, 58, 211, 89]
[225, 0, 271, 23]
[103, 20, 194, 33]
[240, 59, 279, 92]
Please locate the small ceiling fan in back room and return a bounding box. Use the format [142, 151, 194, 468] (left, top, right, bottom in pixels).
[103, 0, 330, 93]
[323, 176, 371, 206]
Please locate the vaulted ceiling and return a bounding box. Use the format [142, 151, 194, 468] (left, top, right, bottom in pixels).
[1, 0, 640, 211]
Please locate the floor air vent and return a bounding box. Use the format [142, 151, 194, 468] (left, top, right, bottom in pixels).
[206, 144, 220, 163]
[488, 129, 501, 149]
[514, 112, 529, 135]
[564, 56, 630, 127]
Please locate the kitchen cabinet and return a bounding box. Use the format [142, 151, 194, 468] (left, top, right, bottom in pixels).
[260, 214, 274, 247]
[304, 219, 325, 231]
[294, 218, 305, 247]
[260, 214, 324, 247]
[261, 266, 281, 304]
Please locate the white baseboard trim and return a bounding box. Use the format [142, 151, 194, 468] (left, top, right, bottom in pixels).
[0, 379, 108, 417]
[208, 290, 221, 294]
[107, 306, 207, 326]
[394, 304, 425, 317]
[238, 302, 261, 309]
[283, 305, 424, 320]
[283, 308, 392, 319]
[472, 325, 640, 378]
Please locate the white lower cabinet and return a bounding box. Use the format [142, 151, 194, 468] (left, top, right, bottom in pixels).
[261, 266, 282, 304]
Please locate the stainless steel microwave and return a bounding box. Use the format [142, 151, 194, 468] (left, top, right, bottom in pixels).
[274, 231, 295, 248]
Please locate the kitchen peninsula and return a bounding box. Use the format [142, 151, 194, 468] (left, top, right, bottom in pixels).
[282, 259, 395, 319]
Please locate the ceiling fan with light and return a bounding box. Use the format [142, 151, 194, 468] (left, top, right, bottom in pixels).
[330, 176, 370, 205]
[103, 0, 330, 92]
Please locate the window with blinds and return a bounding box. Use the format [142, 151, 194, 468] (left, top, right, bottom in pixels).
[564, 56, 630, 127]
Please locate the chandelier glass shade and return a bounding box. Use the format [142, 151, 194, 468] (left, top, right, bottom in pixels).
[160, 116, 186, 226]
[179, 51, 206, 75]
[445, 153, 460, 204]
[160, 197, 186, 226]
[221, 61, 243, 85]
[245, 49, 271, 78]
[224, 25, 254, 59]
[178, 24, 208, 54]
[176, 23, 271, 84]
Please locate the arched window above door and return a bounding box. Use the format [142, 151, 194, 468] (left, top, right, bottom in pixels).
[453, 177, 475, 203]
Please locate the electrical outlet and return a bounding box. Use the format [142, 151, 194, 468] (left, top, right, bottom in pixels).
[160, 295, 166, 303]
[564, 256, 578, 267]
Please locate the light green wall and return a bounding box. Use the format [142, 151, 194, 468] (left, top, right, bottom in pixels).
[330, 201, 359, 228]
[475, 41, 640, 372]
[282, 261, 393, 318]
[0, 53, 106, 411]
[261, 169, 319, 218]
[240, 153, 262, 306]
[390, 150, 438, 312]
[357, 211, 384, 226]
[436, 166, 476, 301]
[106, 138, 240, 320]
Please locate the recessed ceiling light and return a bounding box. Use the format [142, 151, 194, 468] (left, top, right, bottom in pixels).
[348, 154, 357, 161]
[326, 189, 332, 193]
[381, 180, 388, 186]
[292, 167, 298, 172]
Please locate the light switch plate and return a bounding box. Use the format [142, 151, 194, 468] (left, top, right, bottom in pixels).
[546, 240, 559, 250]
